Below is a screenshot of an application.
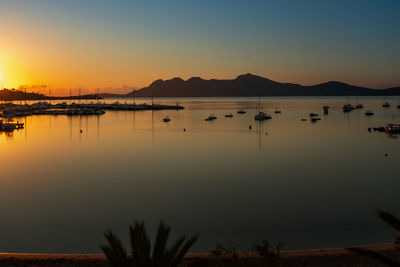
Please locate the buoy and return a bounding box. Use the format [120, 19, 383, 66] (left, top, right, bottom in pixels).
[80, 129, 83, 133]
[265, 132, 268, 135]
[385, 153, 388, 157]
[183, 128, 186, 132]
[249, 125, 252, 130]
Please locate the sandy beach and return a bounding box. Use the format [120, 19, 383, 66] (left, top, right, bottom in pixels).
[0, 243, 396, 266]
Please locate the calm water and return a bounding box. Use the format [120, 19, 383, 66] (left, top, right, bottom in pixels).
[0, 96, 400, 253]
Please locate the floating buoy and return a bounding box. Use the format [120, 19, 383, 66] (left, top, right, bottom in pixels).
[80, 129, 83, 133]
[183, 128, 186, 132]
[249, 125, 252, 130]
[385, 153, 388, 157]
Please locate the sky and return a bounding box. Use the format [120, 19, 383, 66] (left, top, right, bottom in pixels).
[0, 0, 399, 95]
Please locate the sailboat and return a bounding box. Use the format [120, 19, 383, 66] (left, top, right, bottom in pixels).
[254, 91, 271, 121]
[355, 96, 363, 109]
[343, 96, 355, 112]
[382, 96, 390, 108]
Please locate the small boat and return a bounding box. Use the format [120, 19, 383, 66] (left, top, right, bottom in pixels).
[384, 124, 400, 134]
[309, 112, 319, 117]
[254, 111, 272, 121]
[323, 106, 329, 115]
[254, 90, 271, 121]
[237, 110, 246, 114]
[205, 114, 217, 121]
[274, 110, 281, 114]
[355, 96, 363, 109]
[343, 104, 355, 112]
[224, 113, 233, 118]
[310, 118, 321, 122]
[365, 110, 374, 116]
[355, 104, 364, 109]
[0, 120, 24, 131]
[162, 116, 171, 122]
[382, 102, 390, 108]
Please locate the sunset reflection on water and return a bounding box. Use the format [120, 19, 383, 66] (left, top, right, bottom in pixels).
[0, 96, 399, 253]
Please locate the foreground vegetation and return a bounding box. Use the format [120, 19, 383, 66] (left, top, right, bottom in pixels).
[0, 212, 399, 266]
[347, 210, 400, 266]
[100, 221, 198, 267]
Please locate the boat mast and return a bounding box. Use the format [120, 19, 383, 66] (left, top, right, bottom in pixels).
[257, 87, 261, 113]
[151, 84, 154, 106]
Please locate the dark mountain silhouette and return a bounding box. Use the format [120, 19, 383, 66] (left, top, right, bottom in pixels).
[125, 73, 400, 97]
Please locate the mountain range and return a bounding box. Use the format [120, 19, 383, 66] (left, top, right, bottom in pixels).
[117, 73, 400, 98]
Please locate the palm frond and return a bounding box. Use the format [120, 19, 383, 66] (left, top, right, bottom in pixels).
[100, 230, 131, 267]
[161, 236, 186, 266]
[152, 221, 170, 265]
[376, 210, 400, 232]
[172, 234, 199, 267]
[130, 222, 151, 266]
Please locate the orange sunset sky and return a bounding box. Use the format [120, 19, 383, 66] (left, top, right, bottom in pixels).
[0, 0, 399, 96]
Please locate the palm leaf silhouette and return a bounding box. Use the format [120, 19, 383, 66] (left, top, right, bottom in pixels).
[346, 209, 400, 266]
[101, 221, 199, 267]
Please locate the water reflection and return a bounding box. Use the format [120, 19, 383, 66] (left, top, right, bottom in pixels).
[97, 114, 100, 141]
[0, 97, 399, 253]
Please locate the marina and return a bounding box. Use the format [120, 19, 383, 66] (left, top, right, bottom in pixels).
[0, 101, 184, 117]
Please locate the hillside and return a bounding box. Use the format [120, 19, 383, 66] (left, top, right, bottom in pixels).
[125, 73, 400, 97]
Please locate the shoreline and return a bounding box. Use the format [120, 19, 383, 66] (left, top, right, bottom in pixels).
[0, 243, 395, 266]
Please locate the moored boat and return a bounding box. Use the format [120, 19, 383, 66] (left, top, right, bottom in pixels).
[162, 116, 171, 122]
[205, 114, 217, 121]
[384, 124, 400, 134]
[343, 104, 355, 112]
[254, 111, 272, 121]
[323, 106, 329, 115]
[355, 104, 364, 109]
[0, 119, 24, 131]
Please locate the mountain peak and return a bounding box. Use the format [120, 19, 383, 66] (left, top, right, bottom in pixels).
[235, 73, 270, 81]
[318, 81, 350, 87]
[187, 76, 204, 82]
